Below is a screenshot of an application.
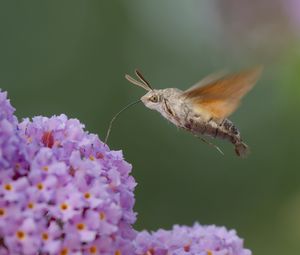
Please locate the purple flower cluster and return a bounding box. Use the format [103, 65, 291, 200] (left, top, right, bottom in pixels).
[0, 90, 251, 255]
[0, 91, 136, 254]
[135, 224, 251, 255]
[0, 91, 21, 170]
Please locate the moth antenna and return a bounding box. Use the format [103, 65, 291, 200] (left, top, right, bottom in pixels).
[125, 74, 151, 91]
[134, 69, 153, 90]
[197, 136, 224, 155]
[105, 99, 141, 144]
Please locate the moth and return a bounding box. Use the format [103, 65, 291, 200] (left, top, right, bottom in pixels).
[123, 67, 263, 157]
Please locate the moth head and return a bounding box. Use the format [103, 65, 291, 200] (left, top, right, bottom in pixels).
[140, 90, 162, 110]
[125, 69, 163, 111]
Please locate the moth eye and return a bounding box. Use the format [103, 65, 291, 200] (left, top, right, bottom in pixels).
[149, 95, 158, 103]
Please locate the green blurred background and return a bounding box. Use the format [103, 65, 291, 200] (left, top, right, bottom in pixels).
[1, 1, 300, 254]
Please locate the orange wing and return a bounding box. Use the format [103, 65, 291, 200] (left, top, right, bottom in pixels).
[183, 66, 263, 120]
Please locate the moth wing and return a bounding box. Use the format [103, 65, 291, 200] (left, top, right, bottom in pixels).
[183, 66, 263, 120]
[184, 70, 228, 93]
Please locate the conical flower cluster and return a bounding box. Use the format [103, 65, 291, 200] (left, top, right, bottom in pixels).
[0, 90, 251, 255]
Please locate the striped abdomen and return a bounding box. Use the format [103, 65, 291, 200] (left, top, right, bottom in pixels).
[184, 118, 248, 157]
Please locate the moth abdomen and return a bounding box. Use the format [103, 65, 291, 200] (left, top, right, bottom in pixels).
[184, 116, 248, 156]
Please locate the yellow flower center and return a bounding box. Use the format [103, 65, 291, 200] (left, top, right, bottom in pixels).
[84, 192, 91, 199]
[42, 233, 49, 240]
[16, 231, 26, 240]
[27, 202, 34, 209]
[0, 208, 5, 217]
[207, 250, 213, 255]
[37, 183, 44, 190]
[42, 166, 49, 171]
[76, 223, 85, 231]
[60, 203, 68, 211]
[4, 184, 12, 191]
[89, 246, 97, 254]
[115, 250, 121, 255]
[60, 248, 69, 255]
[89, 155, 95, 161]
[99, 212, 106, 220]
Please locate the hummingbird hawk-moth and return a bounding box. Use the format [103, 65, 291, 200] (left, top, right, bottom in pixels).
[105, 67, 263, 157]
